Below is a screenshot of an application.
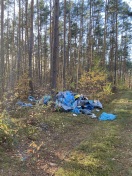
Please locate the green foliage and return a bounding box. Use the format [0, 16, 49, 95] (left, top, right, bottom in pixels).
[14, 72, 30, 100]
[69, 81, 76, 90]
[103, 83, 112, 94]
[98, 83, 113, 100]
[38, 1, 50, 24]
[79, 70, 111, 99]
[117, 68, 132, 90]
[117, 80, 127, 90]
[0, 110, 16, 148]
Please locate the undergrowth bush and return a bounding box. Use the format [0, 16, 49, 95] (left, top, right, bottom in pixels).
[14, 72, 30, 100]
[117, 80, 129, 90]
[79, 70, 112, 100]
[0, 110, 16, 148]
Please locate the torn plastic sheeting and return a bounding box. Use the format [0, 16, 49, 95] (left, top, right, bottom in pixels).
[80, 109, 92, 115]
[99, 112, 116, 121]
[55, 91, 102, 115]
[55, 100, 72, 111]
[28, 96, 37, 102]
[77, 99, 89, 106]
[89, 100, 103, 109]
[83, 102, 94, 110]
[55, 91, 75, 111]
[72, 107, 81, 114]
[28, 95, 51, 105]
[43, 95, 51, 105]
[16, 101, 33, 107]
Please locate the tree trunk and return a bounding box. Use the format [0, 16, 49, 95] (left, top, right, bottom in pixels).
[103, 0, 108, 66]
[28, 0, 34, 95]
[37, 0, 41, 85]
[114, 0, 118, 85]
[0, 0, 4, 97]
[87, 0, 92, 71]
[51, 0, 59, 95]
[63, 0, 66, 90]
[17, 0, 21, 80]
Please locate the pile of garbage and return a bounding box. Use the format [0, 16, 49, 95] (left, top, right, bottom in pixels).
[55, 91, 102, 118]
[16, 90, 116, 121]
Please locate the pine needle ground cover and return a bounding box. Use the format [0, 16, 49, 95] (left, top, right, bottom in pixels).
[0, 91, 132, 176]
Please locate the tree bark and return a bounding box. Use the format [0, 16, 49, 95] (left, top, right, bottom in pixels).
[63, 0, 66, 90]
[28, 0, 34, 95]
[0, 0, 4, 97]
[51, 0, 59, 95]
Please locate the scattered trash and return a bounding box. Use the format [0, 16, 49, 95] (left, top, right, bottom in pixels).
[49, 162, 58, 167]
[55, 91, 103, 116]
[88, 100, 103, 109]
[20, 156, 28, 162]
[38, 95, 51, 105]
[55, 91, 76, 111]
[99, 112, 117, 121]
[28, 96, 37, 102]
[15, 90, 117, 122]
[16, 101, 33, 107]
[90, 113, 97, 118]
[73, 114, 77, 116]
[43, 95, 51, 105]
[80, 109, 92, 115]
[72, 107, 80, 114]
[16, 95, 51, 107]
[96, 109, 100, 112]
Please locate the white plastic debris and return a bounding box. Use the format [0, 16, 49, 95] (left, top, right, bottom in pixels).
[89, 113, 97, 118]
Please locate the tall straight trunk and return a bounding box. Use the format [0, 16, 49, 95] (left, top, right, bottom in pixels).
[10, 0, 16, 89]
[6, 2, 10, 90]
[21, 0, 24, 73]
[40, 27, 42, 83]
[87, 0, 92, 71]
[109, 33, 114, 81]
[68, 0, 71, 76]
[122, 35, 127, 82]
[25, 0, 28, 70]
[17, 0, 21, 80]
[50, 0, 53, 86]
[28, 0, 34, 95]
[37, 0, 41, 84]
[77, 0, 84, 89]
[103, 0, 108, 66]
[43, 24, 48, 85]
[63, 0, 66, 90]
[51, 0, 59, 94]
[0, 0, 4, 97]
[114, 0, 118, 85]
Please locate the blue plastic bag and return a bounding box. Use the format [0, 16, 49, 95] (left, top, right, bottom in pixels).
[16, 101, 33, 107]
[72, 107, 80, 114]
[43, 95, 51, 105]
[99, 112, 116, 121]
[28, 96, 37, 102]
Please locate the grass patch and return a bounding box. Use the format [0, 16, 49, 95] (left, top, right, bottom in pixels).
[0, 90, 131, 175]
[56, 90, 132, 176]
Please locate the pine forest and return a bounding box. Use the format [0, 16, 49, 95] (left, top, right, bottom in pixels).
[0, 0, 132, 99]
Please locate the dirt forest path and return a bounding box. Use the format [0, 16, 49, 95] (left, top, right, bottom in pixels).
[0, 90, 132, 176]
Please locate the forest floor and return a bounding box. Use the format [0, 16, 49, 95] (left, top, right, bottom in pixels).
[0, 90, 132, 176]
